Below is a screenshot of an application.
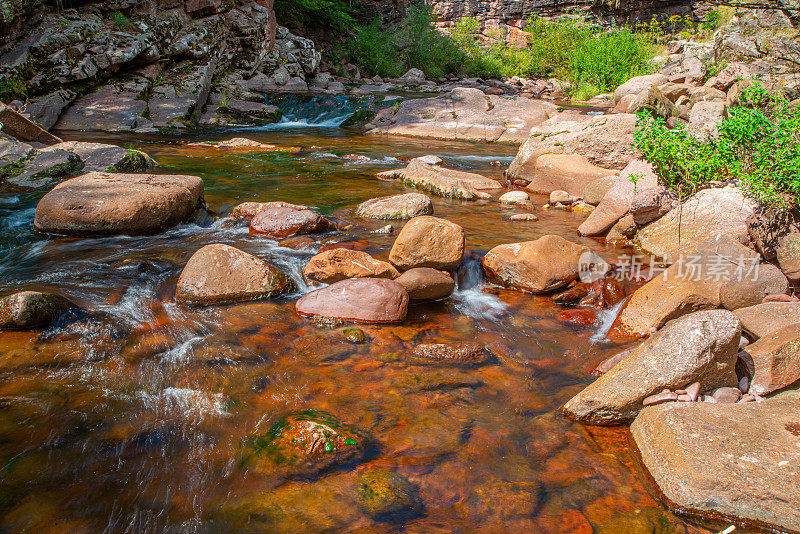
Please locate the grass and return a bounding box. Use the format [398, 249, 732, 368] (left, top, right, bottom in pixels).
[634, 83, 800, 210]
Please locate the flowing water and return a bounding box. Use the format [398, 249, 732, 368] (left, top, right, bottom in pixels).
[0, 113, 745, 532]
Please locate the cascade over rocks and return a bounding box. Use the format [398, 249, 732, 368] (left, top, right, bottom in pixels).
[389, 216, 465, 271]
[377, 158, 502, 200]
[175, 244, 292, 305]
[355, 193, 434, 220]
[564, 310, 741, 425]
[609, 235, 788, 341]
[34, 172, 204, 236]
[303, 249, 399, 285]
[631, 398, 800, 533]
[482, 235, 590, 294]
[0, 291, 76, 330]
[296, 278, 409, 324]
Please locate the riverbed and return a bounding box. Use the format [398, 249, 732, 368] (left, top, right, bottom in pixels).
[0, 124, 732, 533]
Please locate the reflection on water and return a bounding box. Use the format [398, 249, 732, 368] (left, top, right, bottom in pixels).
[0, 127, 724, 533]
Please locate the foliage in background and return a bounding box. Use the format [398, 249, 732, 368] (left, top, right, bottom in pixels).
[274, 0, 355, 32]
[634, 83, 800, 209]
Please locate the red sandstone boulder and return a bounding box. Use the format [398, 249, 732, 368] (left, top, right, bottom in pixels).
[249, 204, 331, 238]
[34, 172, 204, 235]
[175, 244, 293, 305]
[295, 278, 409, 324]
[482, 235, 590, 294]
[355, 193, 434, 219]
[389, 216, 465, 271]
[740, 324, 800, 395]
[395, 267, 455, 301]
[303, 249, 399, 285]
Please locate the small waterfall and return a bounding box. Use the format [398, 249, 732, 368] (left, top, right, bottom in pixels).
[259, 94, 360, 128]
[452, 253, 508, 320]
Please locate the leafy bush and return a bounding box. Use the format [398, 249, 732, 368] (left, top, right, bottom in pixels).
[634, 83, 800, 209]
[110, 11, 132, 30]
[568, 28, 655, 95]
[274, 0, 354, 31]
[348, 5, 468, 79]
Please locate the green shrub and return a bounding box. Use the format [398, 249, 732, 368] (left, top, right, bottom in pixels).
[568, 28, 655, 95]
[634, 83, 800, 209]
[348, 19, 403, 78]
[274, 0, 354, 31]
[111, 11, 132, 30]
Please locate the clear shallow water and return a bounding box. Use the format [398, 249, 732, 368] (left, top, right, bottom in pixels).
[0, 127, 741, 533]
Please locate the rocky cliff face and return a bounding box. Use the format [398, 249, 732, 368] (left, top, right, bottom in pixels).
[429, 0, 694, 32]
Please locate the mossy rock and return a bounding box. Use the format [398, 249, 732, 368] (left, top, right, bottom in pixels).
[595, 506, 687, 534]
[112, 149, 156, 172]
[342, 327, 367, 343]
[240, 410, 367, 478]
[356, 470, 422, 520]
[340, 109, 377, 130]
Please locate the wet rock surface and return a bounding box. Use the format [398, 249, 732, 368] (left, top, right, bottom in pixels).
[175, 244, 292, 305]
[389, 216, 465, 271]
[304, 248, 399, 285]
[355, 470, 422, 520]
[249, 204, 331, 238]
[395, 268, 455, 301]
[33, 172, 204, 235]
[377, 157, 502, 200]
[296, 278, 409, 324]
[0, 291, 76, 330]
[482, 235, 589, 294]
[355, 193, 434, 220]
[409, 343, 494, 367]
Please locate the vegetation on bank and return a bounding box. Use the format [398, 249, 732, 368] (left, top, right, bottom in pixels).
[343, 6, 657, 98]
[634, 83, 800, 209]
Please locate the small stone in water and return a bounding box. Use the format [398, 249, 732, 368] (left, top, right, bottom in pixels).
[313, 315, 345, 328]
[343, 327, 368, 343]
[643, 391, 678, 406]
[356, 470, 422, 520]
[509, 213, 538, 221]
[371, 224, 394, 234]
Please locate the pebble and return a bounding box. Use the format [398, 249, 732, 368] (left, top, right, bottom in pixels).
[738, 375, 749, 393]
[371, 224, 394, 234]
[643, 391, 678, 406]
[711, 387, 742, 404]
[550, 190, 575, 204]
[499, 191, 530, 204]
[740, 393, 755, 402]
[343, 327, 368, 343]
[510, 213, 538, 221]
[739, 336, 750, 350]
[685, 382, 700, 401]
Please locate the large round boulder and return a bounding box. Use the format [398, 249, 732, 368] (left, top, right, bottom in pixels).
[296, 278, 409, 324]
[389, 216, 465, 271]
[355, 193, 434, 220]
[0, 291, 76, 330]
[249, 204, 331, 238]
[34, 172, 204, 235]
[482, 235, 590, 294]
[175, 244, 293, 305]
[395, 268, 455, 301]
[303, 249, 399, 285]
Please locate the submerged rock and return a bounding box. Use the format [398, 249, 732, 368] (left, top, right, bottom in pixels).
[239, 410, 367, 478]
[564, 310, 741, 425]
[389, 216, 465, 271]
[355, 193, 434, 220]
[482, 235, 590, 294]
[0, 291, 76, 330]
[296, 278, 409, 324]
[33, 172, 204, 235]
[356, 470, 422, 520]
[377, 158, 501, 200]
[175, 244, 292, 305]
[249, 204, 331, 238]
[409, 343, 493, 367]
[395, 268, 455, 301]
[304, 249, 399, 285]
[631, 398, 800, 532]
